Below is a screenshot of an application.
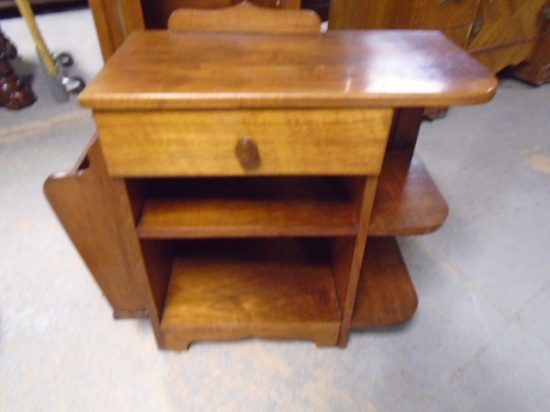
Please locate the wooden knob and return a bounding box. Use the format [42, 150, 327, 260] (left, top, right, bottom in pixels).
[235, 137, 261, 170]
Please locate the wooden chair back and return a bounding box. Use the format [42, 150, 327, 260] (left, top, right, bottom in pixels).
[168, 1, 321, 33]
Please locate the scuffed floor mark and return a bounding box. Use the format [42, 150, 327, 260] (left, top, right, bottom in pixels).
[0, 110, 92, 145]
[529, 154, 550, 175]
[523, 145, 550, 175]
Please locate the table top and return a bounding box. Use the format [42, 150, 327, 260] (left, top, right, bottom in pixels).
[79, 30, 497, 110]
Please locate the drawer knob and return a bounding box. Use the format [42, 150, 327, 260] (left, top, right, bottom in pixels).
[235, 137, 261, 170]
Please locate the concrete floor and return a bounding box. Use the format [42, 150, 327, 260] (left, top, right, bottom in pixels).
[1, 9, 550, 412]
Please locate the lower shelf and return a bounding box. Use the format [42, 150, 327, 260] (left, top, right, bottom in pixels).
[351, 237, 418, 328]
[160, 239, 341, 350]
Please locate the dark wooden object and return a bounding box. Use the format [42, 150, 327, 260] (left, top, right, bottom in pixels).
[45, 18, 496, 350]
[0, 25, 36, 109]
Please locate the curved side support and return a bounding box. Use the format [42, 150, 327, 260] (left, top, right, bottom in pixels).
[351, 237, 418, 329]
[44, 136, 148, 319]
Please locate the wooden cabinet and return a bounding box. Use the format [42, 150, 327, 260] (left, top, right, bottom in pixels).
[329, 0, 550, 85]
[44, 30, 496, 350]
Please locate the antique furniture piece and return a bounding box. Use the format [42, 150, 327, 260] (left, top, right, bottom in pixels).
[44, 27, 496, 350]
[329, 0, 550, 86]
[87, 0, 302, 61]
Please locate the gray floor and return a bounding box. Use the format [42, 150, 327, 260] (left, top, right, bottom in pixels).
[1, 9, 550, 412]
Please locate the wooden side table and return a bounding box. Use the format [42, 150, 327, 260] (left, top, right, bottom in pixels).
[44, 30, 497, 350]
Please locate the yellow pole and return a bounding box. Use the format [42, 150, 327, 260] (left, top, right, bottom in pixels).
[13, 0, 57, 75]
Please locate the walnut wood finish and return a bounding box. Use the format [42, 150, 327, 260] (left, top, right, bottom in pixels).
[369, 152, 449, 236]
[138, 199, 359, 238]
[161, 239, 341, 350]
[88, 0, 145, 61]
[88, 0, 301, 60]
[43, 138, 148, 318]
[351, 237, 418, 328]
[93, 108, 392, 177]
[48, 29, 497, 350]
[332, 176, 379, 347]
[80, 31, 497, 111]
[395, 0, 479, 32]
[168, 1, 319, 33]
[143, 0, 300, 29]
[328, 0, 396, 30]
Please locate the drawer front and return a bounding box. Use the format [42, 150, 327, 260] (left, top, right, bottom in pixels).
[95, 109, 392, 177]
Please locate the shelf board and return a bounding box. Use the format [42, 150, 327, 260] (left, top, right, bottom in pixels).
[369, 152, 449, 236]
[160, 239, 341, 349]
[138, 199, 357, 238]
[351, 237, 418, 328]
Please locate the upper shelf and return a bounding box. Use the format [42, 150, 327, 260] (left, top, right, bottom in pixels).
[369, 152, 449, 236]
[137, 176, 358, 238]
[80, 30, 497, 110]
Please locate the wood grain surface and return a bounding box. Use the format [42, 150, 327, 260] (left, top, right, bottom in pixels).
[168, 1, 320, 33]
[138, 199, 358, 238]
[79, 30, 497, 110]
[351, 237, 418, 328]
[43, 137, 149, 317]
[369, 152, 449, 236]
[94, 109, 392, 176]
[161, 239, 341, 349]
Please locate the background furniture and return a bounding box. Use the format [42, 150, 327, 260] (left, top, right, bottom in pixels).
[329, 0, 550, 86]
[88, 0, 301, 61]
[0, 0, 87, 17]
[44, 17, 496, 349]
[87, 0, 550, 86]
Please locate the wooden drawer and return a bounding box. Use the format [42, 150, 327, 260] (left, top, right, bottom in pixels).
[95, 109, 392, 177]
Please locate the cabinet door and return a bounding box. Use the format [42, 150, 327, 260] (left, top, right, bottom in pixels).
[393, 0, 481, 47]
[328, 0, 398, 30]
[467, 0, 549, 51]
[396, 0, 480, 30]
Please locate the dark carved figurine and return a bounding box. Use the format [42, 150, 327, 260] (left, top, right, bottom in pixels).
[0, 26, 36, 110]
